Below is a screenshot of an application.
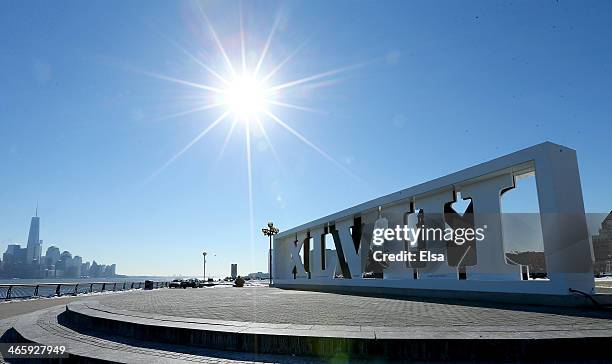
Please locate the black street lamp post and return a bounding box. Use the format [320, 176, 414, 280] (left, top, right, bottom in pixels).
[202, 251, 207, 281]
[261, 221, 279, 286]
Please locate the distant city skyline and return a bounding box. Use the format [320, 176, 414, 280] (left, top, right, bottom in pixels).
[1, 212, 117, 279]
[1, 1, 611, 276]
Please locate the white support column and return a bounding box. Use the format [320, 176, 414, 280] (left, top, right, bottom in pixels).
[535, 144, 594, 293]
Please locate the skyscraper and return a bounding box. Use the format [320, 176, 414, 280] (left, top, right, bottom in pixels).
[593, 212, 612, 275]
[3, 244, 22, 264]
[44, 246, 61, 266]
[25, 208, 40, 264]
[72, 256, 83, 277]
[81, 261, 91, 276]
[34, 239, 43, 263]
[231, 264, 238, 278]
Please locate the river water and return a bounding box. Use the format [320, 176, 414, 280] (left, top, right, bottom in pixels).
[0, 277, 176, 285]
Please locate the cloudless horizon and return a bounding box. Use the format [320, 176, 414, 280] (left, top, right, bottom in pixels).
[1, 0, 611, 277]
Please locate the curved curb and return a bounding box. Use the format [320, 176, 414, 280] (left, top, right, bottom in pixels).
[61, 301, 612, 360]
[4, 306, 325, 363]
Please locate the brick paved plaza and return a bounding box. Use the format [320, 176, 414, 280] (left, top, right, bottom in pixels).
[95, 286, 612, 329]
[2, 286, 612, 362]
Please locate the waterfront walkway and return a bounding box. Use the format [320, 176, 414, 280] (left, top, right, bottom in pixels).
[2, 286, 612, 362]
[0, 289, 326, 363]
[0, 291, 120, 320]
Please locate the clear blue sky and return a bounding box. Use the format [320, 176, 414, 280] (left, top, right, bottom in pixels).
[1, 0, 610, 277]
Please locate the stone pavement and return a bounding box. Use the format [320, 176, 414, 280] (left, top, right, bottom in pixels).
[6, 306, 331, 363]
[2, 286, 612, 362]
[0, 291, 114, 363]
[0, 292, 105, 320]
[95, 286, 612, 330]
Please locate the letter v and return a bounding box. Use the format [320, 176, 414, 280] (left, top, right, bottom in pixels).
[330, 218, 363, 279]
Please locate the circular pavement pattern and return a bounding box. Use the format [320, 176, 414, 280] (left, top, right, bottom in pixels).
[96, 286, 612, 328]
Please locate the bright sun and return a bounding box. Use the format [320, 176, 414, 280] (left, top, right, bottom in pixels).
[147, 4, 363, 250]
[149, 3, 362, 184]
[220, 74, 270, 121]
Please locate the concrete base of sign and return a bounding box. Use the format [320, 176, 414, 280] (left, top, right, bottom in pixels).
[273, 271, 606, 307]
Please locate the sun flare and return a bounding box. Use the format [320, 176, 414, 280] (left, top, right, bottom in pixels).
[147, 3, 364, 187]
[143, 3, 368, 262]
[219, 74, 271, 121]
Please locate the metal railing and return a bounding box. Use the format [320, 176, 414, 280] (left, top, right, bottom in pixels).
[0, 281, 169, 300]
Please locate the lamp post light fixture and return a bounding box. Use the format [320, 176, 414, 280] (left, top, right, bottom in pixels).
[202, 251, 207, 281]
[261, 221, 279, 286]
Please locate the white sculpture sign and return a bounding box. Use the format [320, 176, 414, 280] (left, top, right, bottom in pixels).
[272, 142, 594, 297]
